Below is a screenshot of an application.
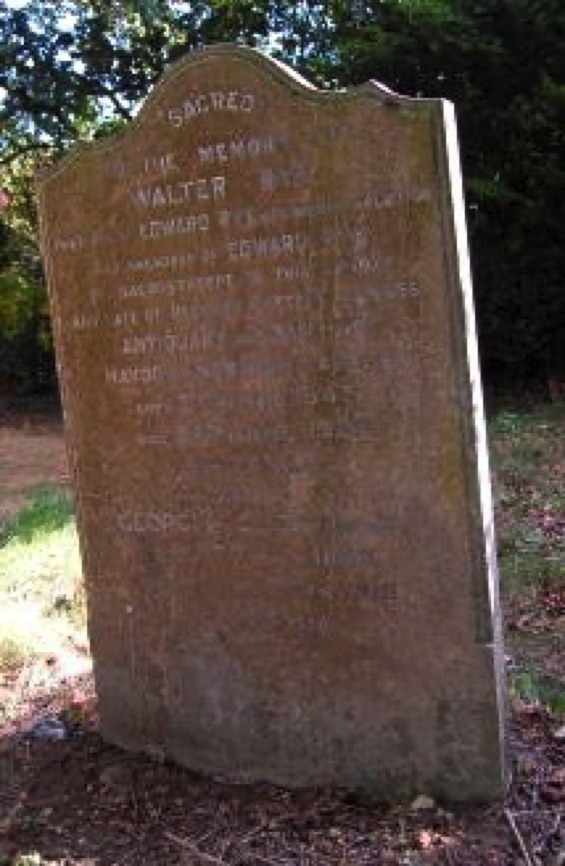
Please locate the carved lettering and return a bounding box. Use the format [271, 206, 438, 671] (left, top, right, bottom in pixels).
[122, 329, 222, 356]
[105, 365, 162, 385]
[119, 273, 233, 299]
[143, 153, 178, 174]
[227, 233, 307, 261]
[131, 175, 226, 208]
[260, 165, 313, 192]
[140, 213, 210, 239]
[167, 90, 255, 127]
[198, 135, 278, 164]
[53, 235, 83, 253]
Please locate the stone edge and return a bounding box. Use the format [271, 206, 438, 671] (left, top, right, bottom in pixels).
[35, 43, 448, 189]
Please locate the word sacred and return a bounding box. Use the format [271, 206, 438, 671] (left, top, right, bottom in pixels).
[167, 90, 254, 127]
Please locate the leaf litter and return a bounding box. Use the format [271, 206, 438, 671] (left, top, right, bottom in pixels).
[0, 658, 563, 866]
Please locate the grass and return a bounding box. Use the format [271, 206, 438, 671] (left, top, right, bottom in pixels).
[0, 486, 84, 676]
[0, 486, 74, 547]
[489, 401, 565, 716]
[490, 402, 564, 590]
[509, 666, 565, 716]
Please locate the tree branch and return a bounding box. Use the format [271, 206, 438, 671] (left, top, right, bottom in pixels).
[100, 87, 133, 121]
[69, 71, 134, 121]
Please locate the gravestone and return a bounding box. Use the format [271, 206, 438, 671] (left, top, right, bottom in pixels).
[38, 45, 506, 800]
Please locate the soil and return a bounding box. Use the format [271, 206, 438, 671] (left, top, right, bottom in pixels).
[0, 398, 70, 523]
[1, 403, 563, 865]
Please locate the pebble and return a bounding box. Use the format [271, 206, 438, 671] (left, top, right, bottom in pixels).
[410, 794, 436, 810]
[29, 717, 68, 741]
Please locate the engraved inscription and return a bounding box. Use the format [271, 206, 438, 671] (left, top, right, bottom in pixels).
[166, 90, 255, 127]
[39, 47, 504, 800]
[198, 134, 281, 164]
[131, 175, 226, 208]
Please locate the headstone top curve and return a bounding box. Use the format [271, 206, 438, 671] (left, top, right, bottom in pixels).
[37, 43, 446, 188]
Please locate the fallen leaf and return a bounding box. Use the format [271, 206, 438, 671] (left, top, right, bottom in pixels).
[542, 768, 565, 803]
[411, 794, 435, 810]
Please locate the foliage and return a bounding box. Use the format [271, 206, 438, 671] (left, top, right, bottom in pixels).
[0, 204, 54, 394]
[326, 0, 565, 390]
[0, 0, 563, 393]
[0, 0, 282, 393]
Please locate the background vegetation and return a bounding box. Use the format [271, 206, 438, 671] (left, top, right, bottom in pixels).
[0, 0, 563, 396]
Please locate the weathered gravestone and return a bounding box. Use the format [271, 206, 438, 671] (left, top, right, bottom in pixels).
[38, 45, 506, 800]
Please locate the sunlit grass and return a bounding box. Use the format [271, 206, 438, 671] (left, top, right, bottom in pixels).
[0, 485, 74, 546]
[0, 487, 84, 675]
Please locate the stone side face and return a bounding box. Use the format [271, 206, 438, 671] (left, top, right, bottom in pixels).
[38, 46, 506, 801]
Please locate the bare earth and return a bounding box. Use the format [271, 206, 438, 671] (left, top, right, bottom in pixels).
[0, 403, 563, 865]
[0, 401, 70, 522]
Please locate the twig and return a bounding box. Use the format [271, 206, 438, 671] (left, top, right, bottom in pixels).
[0, 798, 25, 835]
[544, 812, 563, 849]
[504, 808, 535, 866]
[240, 804, 341, 843]
[164, 830, 230, 866]
[240, 852, 281, 866]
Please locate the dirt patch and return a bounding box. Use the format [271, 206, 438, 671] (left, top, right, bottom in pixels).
[0, 691, 563, 865]
[0, 401, 70, 522]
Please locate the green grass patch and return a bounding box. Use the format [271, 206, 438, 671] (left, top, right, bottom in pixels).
[490, 401, 564, 594]
[0, 521, 83, 617]
[0, 486, 74, 547]
[0, 486, 84, 675]
[491, 402, 564, 717]
[509, 667, 565, 716]
[501, 552, 563, 593]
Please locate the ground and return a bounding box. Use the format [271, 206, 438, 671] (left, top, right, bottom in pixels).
[0, 398, 563, 866]
[0, 399, 69, 522]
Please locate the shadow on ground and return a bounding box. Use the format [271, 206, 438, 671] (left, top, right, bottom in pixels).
[1, 666, 564, 866]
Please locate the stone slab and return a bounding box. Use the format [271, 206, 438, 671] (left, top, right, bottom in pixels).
[38, 45, 506, 801]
